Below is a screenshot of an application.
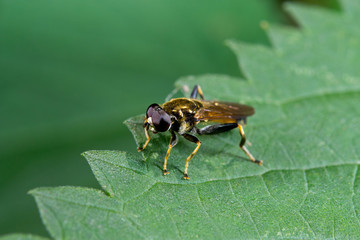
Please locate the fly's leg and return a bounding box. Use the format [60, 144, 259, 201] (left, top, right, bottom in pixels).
[137, 122, 151, 151]
[182, 134, 201, 180]
[196, 123, 238, 135]
[163, 131, 178, 175]
[238, 124, 262, 165]
[190, 85, 205, 99]
[197, 123, 262, 165]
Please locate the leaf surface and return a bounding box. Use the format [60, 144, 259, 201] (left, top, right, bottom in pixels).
[30, 0, 360, 239]
[0, 0, 284, 234]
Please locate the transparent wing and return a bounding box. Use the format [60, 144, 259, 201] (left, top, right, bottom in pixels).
[194, 100, 255, 123]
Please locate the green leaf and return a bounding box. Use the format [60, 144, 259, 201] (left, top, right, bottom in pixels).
[0, 0, 285, 235]
[19, 0, 360, 239]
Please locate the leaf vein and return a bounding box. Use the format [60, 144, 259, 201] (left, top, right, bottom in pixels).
[228, 180, 261, 239]
[260, 175, 276, 201]
[195, 185, 225, 239]
[297, 170, 316, 237]
[123, 182, 158, 209]
[152, 190, 182, 240]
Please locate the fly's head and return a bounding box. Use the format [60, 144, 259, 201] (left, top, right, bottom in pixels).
[145, 104, 172, 133]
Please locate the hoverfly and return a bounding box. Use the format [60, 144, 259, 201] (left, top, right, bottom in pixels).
[138, 85, 262, 180]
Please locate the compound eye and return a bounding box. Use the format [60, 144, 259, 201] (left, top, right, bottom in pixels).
[152, 110, 171, 132]
[146, 104, 159, 118]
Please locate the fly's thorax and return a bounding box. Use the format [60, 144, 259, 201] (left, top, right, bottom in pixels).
[163, 98, 202, 120]
[162, 98, 202, 114]
[162, 98, 202, 134]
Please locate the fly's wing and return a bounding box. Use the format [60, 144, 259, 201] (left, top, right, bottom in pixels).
[194, 100, 255, 123]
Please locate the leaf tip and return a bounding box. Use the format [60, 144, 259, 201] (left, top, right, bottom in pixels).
[122, 117, 131, 125]
[81, 150, 100, 160]
[28, 187, 47, 197]
[224, 39, 238, 49]
[81, 151, 91, 158]
[27, 189, 37, 196]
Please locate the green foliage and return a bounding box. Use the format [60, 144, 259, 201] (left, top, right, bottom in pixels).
[3, 0, 360, 239]
[0, 0, 284, 235]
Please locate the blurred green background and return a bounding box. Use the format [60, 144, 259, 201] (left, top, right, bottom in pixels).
[0, 0, 338, 237]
